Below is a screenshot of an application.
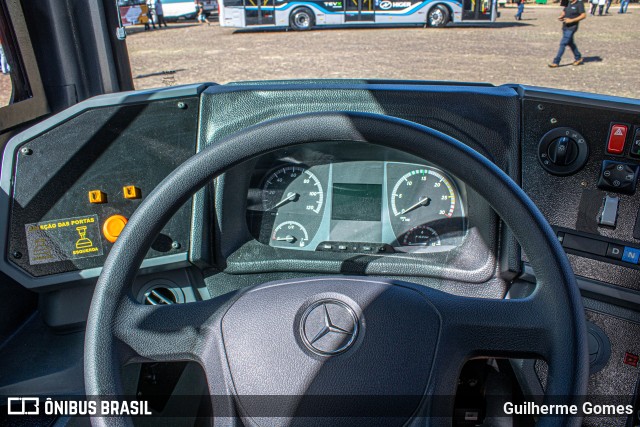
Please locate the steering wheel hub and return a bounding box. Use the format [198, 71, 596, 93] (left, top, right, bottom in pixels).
[299, 298, 359, 356]
[220, 278, 438, 424]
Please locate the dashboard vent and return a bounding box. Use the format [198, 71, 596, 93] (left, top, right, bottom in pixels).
[144, 286, 179, 305]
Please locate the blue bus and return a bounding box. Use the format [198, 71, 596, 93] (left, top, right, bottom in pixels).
[219, 0, 497, 30]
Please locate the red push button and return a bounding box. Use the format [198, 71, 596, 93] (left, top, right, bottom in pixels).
[607, 124, 628, 154]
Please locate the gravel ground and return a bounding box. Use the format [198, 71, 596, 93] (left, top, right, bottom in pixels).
[1, 4, 639, 108]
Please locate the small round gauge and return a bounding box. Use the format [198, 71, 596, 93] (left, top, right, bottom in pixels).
[391, 168, 458, 220]
[271, 221, 310, 248]
[401, 225, 441, 247]
[262, 166, 324, 214]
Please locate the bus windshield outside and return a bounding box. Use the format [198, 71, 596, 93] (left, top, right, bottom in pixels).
[219, 0, 496, 30]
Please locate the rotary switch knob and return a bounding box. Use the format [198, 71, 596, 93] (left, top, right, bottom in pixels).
[547, 136, 579, 166]
[538, 128, 589, 176]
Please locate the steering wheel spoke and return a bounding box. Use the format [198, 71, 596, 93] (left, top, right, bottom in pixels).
[111, 295, 233, 364]
[435, 293, 550, 359]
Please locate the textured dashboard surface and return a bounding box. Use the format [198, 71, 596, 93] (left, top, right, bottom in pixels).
[535, 308, 640, 427]
[200, 83, 521, 174]
[522, 98, 640, 290]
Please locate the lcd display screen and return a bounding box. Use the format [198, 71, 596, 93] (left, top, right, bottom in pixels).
[331, 183, 382, 222]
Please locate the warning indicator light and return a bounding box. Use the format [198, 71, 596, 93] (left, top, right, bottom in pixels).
[123, 186, 140, 199]
[88, 190, 106, 204]
[624, 352, 639, 368]
[607, 124, 628, 155]
[103, 215, 128, 243]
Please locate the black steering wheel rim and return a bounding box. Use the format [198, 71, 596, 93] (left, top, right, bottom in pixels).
[85, 111, 588, 426]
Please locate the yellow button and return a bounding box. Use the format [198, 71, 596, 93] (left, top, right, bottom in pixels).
[88, 190, 106, 204]
[103, 215, 128, 243]
[123, 185, 140, 199]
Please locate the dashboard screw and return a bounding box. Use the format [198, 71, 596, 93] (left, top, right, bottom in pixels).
[20, 147, 32, 155]
[177, 102, 187, 109]
[550, 118, 558, 124]
[12, 251, 22, 259]
[171, 241, 181, 250]
[537, 104, 544, 111]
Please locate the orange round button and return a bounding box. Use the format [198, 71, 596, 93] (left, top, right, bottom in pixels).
[103, 215, 128, 243]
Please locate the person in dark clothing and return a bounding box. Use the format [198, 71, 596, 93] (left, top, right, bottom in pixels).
[144, 1, 157, 30]
[155, 0, 168, 27]
[196, 1, 210, 25]
[515, 0, 525, 20]
[549, 0, 586, 68]
[604, 0, 612, 13]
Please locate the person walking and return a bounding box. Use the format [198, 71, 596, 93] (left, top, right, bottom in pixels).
[155, 0, 168, 27]
[618, 0, 629, 13]
[145, 0, 157, 30]
[0, 33, 9, 75]
[549, 0, 586, 68]
[196, 1, 210, 25]
[515, 0, 525, 20]
[604, 0, 612, 13]
[589, 0, 597, 15]
[598, 0, 605, 15]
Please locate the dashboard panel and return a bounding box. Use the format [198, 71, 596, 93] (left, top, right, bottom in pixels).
[0, 82, 639, 426]
[246, 147, 467, 254]
[1, 95, 199, 285]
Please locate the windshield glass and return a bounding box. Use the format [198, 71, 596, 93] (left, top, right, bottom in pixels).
[122, 0, 638, 98]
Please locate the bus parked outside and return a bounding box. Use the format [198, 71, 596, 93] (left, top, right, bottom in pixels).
[159, 0, 199, 20]
[219, 0, 497, 30]
[118, 0, 151, 26]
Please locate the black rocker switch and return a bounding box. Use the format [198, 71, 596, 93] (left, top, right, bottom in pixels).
[598, 195, 619, 228]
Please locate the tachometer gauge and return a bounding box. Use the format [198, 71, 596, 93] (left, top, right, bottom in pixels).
[391, 168, 457, 221]
[271, 221, 309, 248]
[262, 166, 324, 214]
[388, 165, 465, 250]
[401, 225, 441, 247]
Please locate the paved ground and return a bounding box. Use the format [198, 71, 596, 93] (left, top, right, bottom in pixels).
[1, 4, 639, 108]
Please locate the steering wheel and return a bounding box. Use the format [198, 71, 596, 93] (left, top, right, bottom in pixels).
[85, 112, 588, 427]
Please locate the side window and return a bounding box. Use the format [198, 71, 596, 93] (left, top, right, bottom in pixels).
[0, 3, 30, 107]
[0, 1, 48, 131]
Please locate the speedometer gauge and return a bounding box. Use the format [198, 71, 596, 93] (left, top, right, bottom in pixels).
[391, 168, 457, 219]
[262, 166, 324, 214]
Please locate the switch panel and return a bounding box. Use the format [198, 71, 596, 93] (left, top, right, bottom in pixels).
[597, 160, 639, 194]
[555, 227, 640, 270]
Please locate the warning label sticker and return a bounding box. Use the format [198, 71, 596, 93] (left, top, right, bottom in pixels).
[25, 215, 104, 265]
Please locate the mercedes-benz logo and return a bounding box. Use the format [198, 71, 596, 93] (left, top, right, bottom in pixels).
[300, 299, 359, 356]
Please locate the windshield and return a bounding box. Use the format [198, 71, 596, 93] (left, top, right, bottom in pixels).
[119, 0, 637, 98]
[0, 0, 636, 108]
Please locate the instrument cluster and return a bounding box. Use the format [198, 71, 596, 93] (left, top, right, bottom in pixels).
[246, 143, 468, 254]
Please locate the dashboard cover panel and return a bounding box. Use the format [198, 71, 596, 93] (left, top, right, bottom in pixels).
[7, 99, 197, 277]
[201, 83, 520, 280]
